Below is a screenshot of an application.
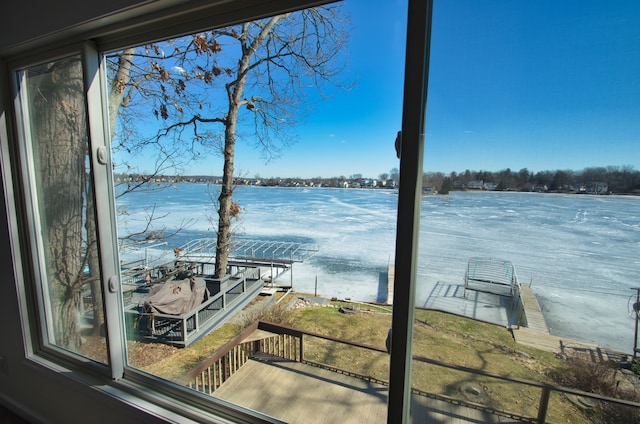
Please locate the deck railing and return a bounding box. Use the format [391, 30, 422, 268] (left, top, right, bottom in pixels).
[183, 321, 640, 423]
[181, 321, 387, 396]
[181, 321, 304, 394]
[181, 322, 261, 393]
[124, 267, 262, 347]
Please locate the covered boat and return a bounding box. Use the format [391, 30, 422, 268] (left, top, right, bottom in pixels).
[143, 277, 209, 315]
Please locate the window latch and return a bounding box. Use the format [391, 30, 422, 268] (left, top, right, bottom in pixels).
[97, 146, 108, 165]
[108, 275, 119, 293]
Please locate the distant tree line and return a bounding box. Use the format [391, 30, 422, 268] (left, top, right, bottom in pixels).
[115, 165, 639, 194]
[423, 166, 640, 195]
[114, 168, 402, 189]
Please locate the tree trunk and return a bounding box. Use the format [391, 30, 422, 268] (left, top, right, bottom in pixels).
[30, 57, 88, 351]
[214, 110, 236, 278]
[108, 48, 136, 136]
[86, 198, 104, 337]
[213, 20, 281, 278]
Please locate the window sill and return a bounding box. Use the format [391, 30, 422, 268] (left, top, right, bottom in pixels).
[23, 353, 281, 424]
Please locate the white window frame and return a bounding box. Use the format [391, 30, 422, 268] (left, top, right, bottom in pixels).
[11, 45, 122, 376]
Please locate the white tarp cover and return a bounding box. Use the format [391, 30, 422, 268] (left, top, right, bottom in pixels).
[144, 277, 209, 315]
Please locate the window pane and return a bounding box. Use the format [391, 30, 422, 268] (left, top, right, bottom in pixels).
[417, 1, 640, 422]
[20, 55, 107, 363]
[107, 0, 405, 419]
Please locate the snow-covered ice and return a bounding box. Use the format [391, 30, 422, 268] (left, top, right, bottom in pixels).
[117, 184, 640, 354]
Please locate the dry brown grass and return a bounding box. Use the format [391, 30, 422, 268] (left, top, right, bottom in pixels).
[140, 322, 242, 381]
[127, 340, 180, 369]
[553, 358, 640, 423]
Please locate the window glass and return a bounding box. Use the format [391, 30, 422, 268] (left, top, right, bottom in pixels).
[417, 1, 640, 422]
[18, 55, 107, 363]
[107, 0, 406, 419]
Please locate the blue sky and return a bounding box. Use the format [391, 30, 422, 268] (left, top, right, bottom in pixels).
[424, 0, 640, 176]
[123, 0, 640, 179]
[222, 0, 409, 180]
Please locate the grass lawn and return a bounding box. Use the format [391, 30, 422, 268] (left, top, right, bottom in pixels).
[128, 293, 632, 423]
[286, 303, 587, 422]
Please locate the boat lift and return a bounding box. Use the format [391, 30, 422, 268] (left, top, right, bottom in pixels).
[173, 237, 318, 288]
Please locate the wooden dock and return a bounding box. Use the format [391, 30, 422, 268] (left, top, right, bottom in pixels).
[518, 285, 549, 334]
[513, 285, 616, 361]
[386, 265, 394, 305]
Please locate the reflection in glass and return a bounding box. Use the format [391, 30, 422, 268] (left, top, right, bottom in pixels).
[22, 56, 107, 363]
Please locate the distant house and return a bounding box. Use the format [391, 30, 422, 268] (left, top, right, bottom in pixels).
[422, 186, 434, 195]
[586, 182, 608, 194]
[522, 183, 534, 192]
[466, 180, 484, 190]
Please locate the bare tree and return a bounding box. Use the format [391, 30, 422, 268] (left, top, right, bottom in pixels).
[107, 5, 350, 278]
[23, 6, 348, 352]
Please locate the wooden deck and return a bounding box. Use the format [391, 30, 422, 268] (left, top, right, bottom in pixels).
[212, 353, 524, 423]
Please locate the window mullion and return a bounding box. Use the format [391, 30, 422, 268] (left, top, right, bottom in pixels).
[388, 0, 433, 422]
[82, 41, 125, 379]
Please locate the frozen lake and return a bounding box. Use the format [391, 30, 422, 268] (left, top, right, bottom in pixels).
[116, 184, 640, 354]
